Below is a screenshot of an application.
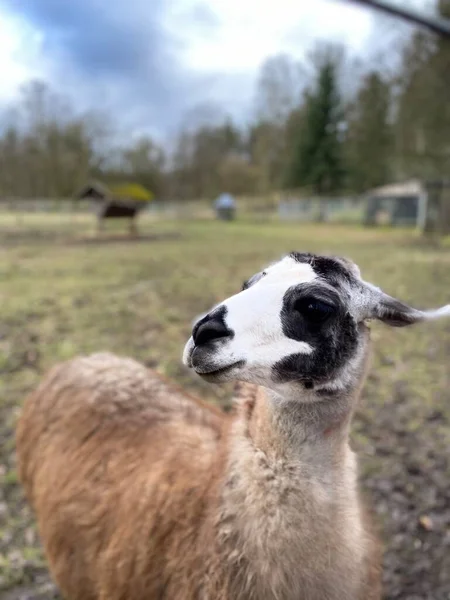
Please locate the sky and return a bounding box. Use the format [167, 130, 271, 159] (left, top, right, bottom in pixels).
[0, 0, 434, 141]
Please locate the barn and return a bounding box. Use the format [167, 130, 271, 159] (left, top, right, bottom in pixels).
[363, 179, 426, 227]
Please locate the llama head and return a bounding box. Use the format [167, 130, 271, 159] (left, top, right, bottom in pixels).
[183, 252, 450, 398]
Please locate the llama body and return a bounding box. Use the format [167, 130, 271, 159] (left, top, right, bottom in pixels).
[18, 354, 226, 600]
[17, 252, 449, 599]
[17, 354, 379, 600]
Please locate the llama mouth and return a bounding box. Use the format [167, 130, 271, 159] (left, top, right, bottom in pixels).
[182, 338, 195, 368]
[195, 360, 245, 378]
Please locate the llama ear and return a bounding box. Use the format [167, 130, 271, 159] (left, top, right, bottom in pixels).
[370, 293, 450, 327]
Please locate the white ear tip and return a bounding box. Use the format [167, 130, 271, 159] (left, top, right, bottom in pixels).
[425, 304, 450, 320]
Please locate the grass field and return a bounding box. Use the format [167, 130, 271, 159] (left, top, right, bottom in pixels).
[1, 214, 449, 599]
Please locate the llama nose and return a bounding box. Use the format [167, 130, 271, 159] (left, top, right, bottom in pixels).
[193, 314, 232, 346]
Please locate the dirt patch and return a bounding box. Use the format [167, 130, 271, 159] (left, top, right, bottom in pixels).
[356, 380, 450, 599]
[1, 578, 60, 600]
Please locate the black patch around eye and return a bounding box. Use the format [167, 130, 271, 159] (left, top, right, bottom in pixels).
[272, 286, 359, 385]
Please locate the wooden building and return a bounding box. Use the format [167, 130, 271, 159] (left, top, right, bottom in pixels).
[75, 181, 153, 234]
[363, 180, 425, 227]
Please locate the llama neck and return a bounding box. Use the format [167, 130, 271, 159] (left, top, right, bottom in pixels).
[220, 383, 366, 600]
[243, 384, 357, 468]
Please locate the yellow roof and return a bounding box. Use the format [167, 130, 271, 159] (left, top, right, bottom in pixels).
[109, 183, 154, 202]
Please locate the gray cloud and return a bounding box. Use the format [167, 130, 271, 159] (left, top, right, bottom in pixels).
[0, 0, 225, 138]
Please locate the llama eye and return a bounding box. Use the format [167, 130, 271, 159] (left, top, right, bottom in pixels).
[293, 298, 336, 323]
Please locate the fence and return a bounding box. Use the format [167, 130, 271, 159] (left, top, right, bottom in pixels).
[0, 194, 366, 225]
[147, 194, 279, 221]
[147, 194, 366, 223]
[0, 197, 92, 213]
[278, 195, 365, 223]
[0, 191, 426, 229]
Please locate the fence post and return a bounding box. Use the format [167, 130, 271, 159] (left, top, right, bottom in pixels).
[422, 180, 450, 236]
[417, 190, 428, 232]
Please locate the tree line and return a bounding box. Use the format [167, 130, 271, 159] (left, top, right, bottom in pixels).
[0, 0, 449, 201]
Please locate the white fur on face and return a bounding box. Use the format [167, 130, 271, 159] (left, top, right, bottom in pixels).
[183, 257, 317, 382]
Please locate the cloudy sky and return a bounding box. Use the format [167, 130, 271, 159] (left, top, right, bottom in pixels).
[0, 0, 432, 140]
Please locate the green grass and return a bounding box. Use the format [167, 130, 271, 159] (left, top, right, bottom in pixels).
[0, 214, 449, 596]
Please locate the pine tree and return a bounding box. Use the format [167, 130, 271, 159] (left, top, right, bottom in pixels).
[346, 71, 392, 192]
[285, 50, 345, 199]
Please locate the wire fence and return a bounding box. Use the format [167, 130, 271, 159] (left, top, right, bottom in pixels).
[1, 183, 448, 233]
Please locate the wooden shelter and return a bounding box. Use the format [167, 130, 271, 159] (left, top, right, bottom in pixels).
[75, 181, 154, 235]
[363, 180, 425, 227]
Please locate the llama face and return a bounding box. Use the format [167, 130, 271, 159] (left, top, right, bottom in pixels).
[183, 253, 369, 393]
[183, 252, 450, 395]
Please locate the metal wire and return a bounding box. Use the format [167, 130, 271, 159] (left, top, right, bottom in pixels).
[346, 0, 450, 37]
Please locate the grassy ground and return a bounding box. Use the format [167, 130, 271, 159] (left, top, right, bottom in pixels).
[0, 214, 449, 599]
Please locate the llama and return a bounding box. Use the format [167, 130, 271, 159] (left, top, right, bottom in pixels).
[16, 252, 450, 600]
